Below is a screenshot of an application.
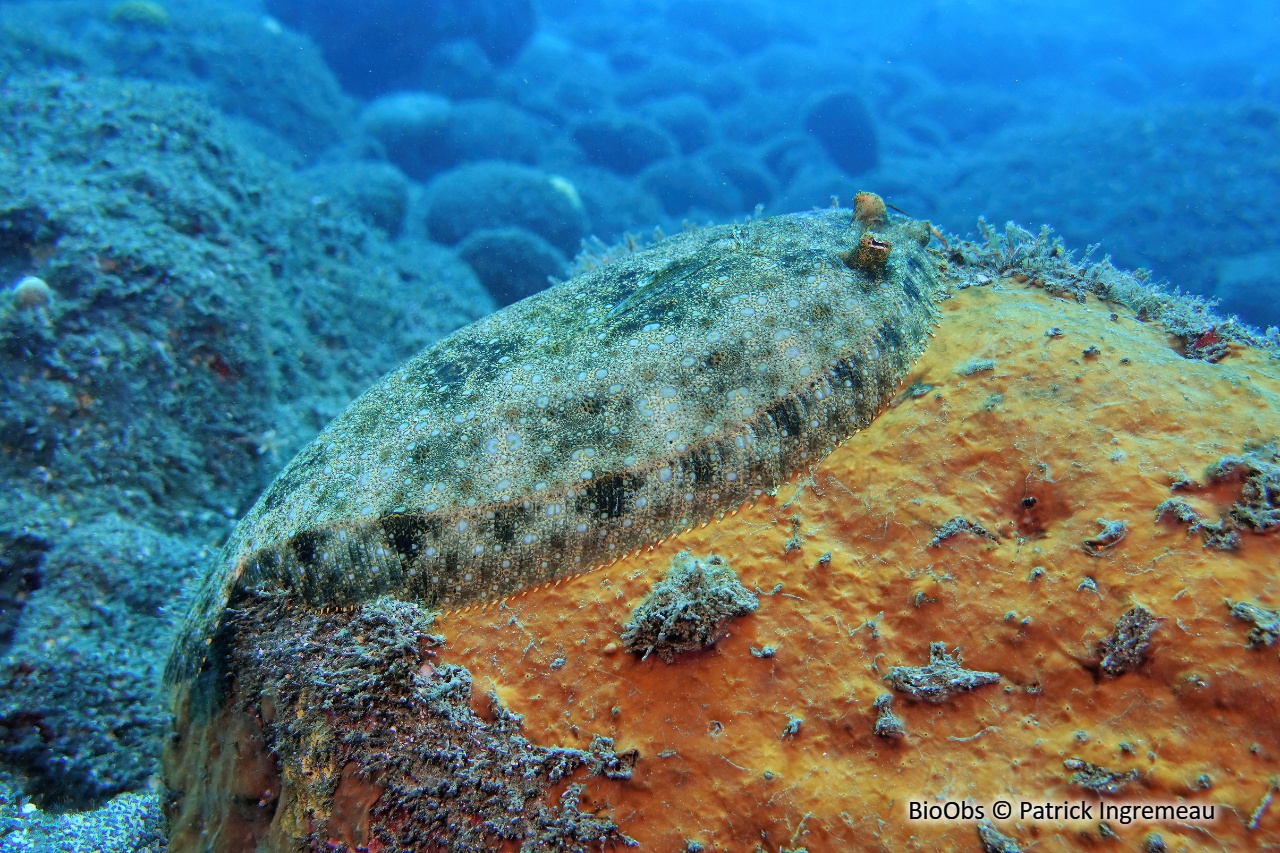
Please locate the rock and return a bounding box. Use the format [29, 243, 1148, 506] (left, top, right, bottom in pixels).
[456, 226, 568, 306]
[299, 161, 411, 237]
[422, 161, 588, 256]
[557, 165, 665, 246]
[664, 0, 811, 55]
[359, 93, 453, 181]
[572, 113, 678, 176]
[642, 95, 717, 154]
[263, 0, 536, 96]
[614, 56, 748, 109]
[701, 145, 778, 209]
[803, 89, 880, 177]
[639, 156, 742, 217]
[419, 39, 497, 99]
[1215, 248, 1280, 330]
[162, 206, 1280, 851]
[927, 103, 1280, 329]
[0, 516, 202, 807]
[444, 99, 549, 166]
[0, 0, 354, 156]
[762, 134, 832, 183]
[0, 74, 490, 534]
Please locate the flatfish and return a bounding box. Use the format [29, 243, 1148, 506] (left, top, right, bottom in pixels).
[166, 203, 944, 688]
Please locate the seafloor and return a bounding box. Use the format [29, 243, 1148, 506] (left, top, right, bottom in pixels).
[0, 0, 1277, 850]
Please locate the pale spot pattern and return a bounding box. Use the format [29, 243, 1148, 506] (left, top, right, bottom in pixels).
[168, 209, 943, 685]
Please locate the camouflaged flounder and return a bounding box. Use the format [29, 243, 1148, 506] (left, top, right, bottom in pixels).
[166, 206, 946, 688]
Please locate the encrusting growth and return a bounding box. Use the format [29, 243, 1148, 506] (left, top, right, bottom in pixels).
[162, 196, 1280, 852]
[619, 552, 757, 663]
[883, 642, 1002, 703]
[1096, 604, 1159, 677]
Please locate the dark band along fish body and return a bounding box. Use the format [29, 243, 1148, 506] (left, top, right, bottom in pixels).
[166, 206, 945, 687]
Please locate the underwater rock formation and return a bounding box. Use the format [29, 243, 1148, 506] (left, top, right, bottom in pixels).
[421, 270, 1280, 852]
[572, 113, 679, 176]
[641, 95, 717, 155]
[263, 0, 537, 97]
[423, 161, 589, 256]
[803, 89, 880, 177]
[640, 155, 743, 217]
[0, 0, 353, 155]
[0, 72, 493, 816]
[163, 203, 1280, 851]
[456, 226, 570, 307]
[361, 96, 552, 181]
[929, 103, 1280, 329]
[1, 516, 202, 808]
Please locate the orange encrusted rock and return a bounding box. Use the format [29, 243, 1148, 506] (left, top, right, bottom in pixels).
[165, 279, 1280, 851]
[434, 282, 1280, 851]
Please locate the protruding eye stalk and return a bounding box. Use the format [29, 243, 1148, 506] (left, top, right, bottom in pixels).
[852, 191, 888, 229]
[840, 191, 893, 276]
[840, 232, 892, 276]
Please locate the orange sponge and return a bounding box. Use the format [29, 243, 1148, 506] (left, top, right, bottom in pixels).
[165, 281, 1280, 852]
[439, 282, 1280, 852]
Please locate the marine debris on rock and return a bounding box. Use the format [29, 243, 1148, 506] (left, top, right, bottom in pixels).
[620, 552, 758, 663]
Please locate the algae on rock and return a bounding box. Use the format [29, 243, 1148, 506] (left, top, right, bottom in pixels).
[621, 552, 758, 663]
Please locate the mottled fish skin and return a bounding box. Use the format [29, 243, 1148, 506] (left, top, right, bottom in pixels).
[167, 209, 944, 685]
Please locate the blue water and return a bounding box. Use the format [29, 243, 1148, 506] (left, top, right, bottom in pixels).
[0, 0, 1277, 848]
[323, 0, 1278, 325]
